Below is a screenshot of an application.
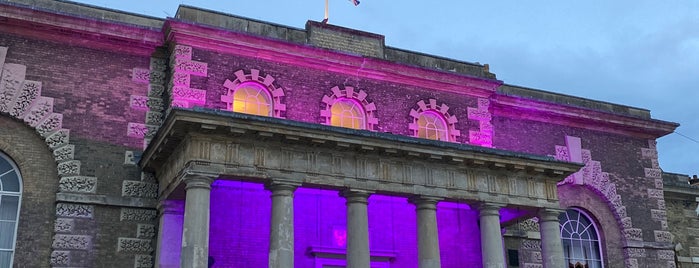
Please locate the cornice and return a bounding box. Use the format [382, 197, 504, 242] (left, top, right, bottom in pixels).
[163, 19, 502, 98]
[0, 3, 163, 56]
[492, 94, 679, 139]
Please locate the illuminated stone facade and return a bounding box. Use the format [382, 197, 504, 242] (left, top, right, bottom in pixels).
[0, 1, 694, 268]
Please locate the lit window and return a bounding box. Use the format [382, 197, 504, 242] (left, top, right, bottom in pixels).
[0, 152, 21, 267]
[560, 209, 603, 268]
[417, 111, 448, 141]
[232, 82, 272, 116]
[330, 98, 365, 130]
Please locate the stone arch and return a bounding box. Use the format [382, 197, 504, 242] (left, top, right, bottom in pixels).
[409, 98, 460, 142]
[559, 184, 625, 268]
[320, 86, 378, 130]
[0, 46, 97, 266]
[0, 115, 59, 267]
[221, 69, 286, 118]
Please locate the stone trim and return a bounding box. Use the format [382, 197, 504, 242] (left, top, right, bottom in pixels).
[221, 68, 287, 118]
[408, 98, 460, 142]
[320, 85, 377, 130]
[467, 98, 493, 147]
[0, 46, 103, 266]
[553, 135, 640, 244]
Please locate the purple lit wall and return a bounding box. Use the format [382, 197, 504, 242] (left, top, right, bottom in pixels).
[202, 180, 496, 268]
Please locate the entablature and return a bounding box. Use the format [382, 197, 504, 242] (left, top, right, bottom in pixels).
[142, 108, 582, 209]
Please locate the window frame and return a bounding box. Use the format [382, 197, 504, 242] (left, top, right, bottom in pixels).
[559, 208, 605, 268]
[0, 151, 22, 268]
[230, 81, 274, 117]
[329, 97, 367, 130]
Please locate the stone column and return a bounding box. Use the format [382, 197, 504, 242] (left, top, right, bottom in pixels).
[155, 200, 185, 268]
[266, 181, 300, 268]
[341, 189, 372, 268]
[539, 209, 565, 268]
[478, 203, 505, 268]
[180, 175, 214, 268]
[410, 196, 442, 268]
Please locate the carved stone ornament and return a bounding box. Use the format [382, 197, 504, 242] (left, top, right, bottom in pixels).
[117, 238, 153, 253]
[122, 180, 158, 198]
[50, 250, 70, 265]
[59, 176, 97, 193]
[54, 218, 75, 233]
[52, 234, 92, 250]
[120, 208, 157, 222]
[135, 254, 154, 268]
[56, 203, 94, 218]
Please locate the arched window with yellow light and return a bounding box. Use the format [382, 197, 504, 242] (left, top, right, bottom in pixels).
[321, 86, 378, 130]
[221, 69, 286, 118]
[409, 99, 460, 142]
[330, 98, 365, 129]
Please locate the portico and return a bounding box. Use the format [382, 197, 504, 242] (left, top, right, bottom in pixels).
[141, 108, 581, 268]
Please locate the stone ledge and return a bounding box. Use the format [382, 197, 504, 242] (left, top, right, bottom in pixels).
[56, 192, 157, 209]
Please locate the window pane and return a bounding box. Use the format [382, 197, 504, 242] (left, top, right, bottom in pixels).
[0, 251, 12, 268]
[560, 209, 602, 267]
[417, 112, 448, 141]
[232, 83, 272, 116]
[0, 171, 19, 192]
[0, 160, 10, 175]
[330, 99, 365, 130]
[0, 222, 15, 248]
[0, 196, 19, 221]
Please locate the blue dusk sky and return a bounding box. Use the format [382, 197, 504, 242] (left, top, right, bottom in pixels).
[73, 0, 699, 176]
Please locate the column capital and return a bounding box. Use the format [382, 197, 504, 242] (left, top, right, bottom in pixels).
[538, 208, 565, 222]
[182, 174, 215, 190]
[476, 202, 505, 217]
[409, 196, 442, 211]
[157, 199, 184, 215]
[265, 179, 301, 195]
[340, 189, 373, 204]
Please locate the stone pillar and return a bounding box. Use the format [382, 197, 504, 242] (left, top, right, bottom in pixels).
[341, 189, 372, 268]
[410, 196, 442, 268]
[180, 175, 214, 268]
[155, 200, 185, 268]
[539, 209, 565, 268]
[479, 203, 505, 268]
[266, 181, 300, 268]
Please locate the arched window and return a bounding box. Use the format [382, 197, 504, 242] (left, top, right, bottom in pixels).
[417, 111, 448, 141]
[231, 82, 273, 116]
[0, 152, 22, 267]
[330, 98, 365, 130]
[560, 209, 603, 268]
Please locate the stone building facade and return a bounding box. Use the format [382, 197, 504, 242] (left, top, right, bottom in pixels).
[0, 0, 695, 267]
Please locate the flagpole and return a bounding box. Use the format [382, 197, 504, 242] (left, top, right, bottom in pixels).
[323, 0, 329, 23]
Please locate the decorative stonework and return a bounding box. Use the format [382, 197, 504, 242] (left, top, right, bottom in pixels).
[467, 98, 493, 147]
[137, 224, 156, 239]
[117, 238, 153, 253]
[640, 140, 671, 235]
[408, 98, 460, 142]
[54, 218, 75, 233]
[50, 250, 71, 266]
[129, 53, 167, 150]
[523, 264, 543, 268]
[320, 85, 376, 129]
[56, 203, 94, 218]
[135, 254, 154, 268]
[59, 176, 97, 193]
[127, 122, 149, 138]
[0, 46, 100, 268]
[122, 180, 158, 198]
[221, 69, 286, 118]
[554, 135, 638, 245]
[120, 208, 157, 222]
[517, 218, 540, 232]
[52, 234, 92, 250]
[521, 239, 542, 250]
[624, 248, 646, 258]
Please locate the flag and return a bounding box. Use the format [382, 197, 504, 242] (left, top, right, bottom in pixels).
[351, 0, 360, 6]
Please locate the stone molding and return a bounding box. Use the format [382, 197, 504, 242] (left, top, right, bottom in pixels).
[467, 98, 493, 147]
